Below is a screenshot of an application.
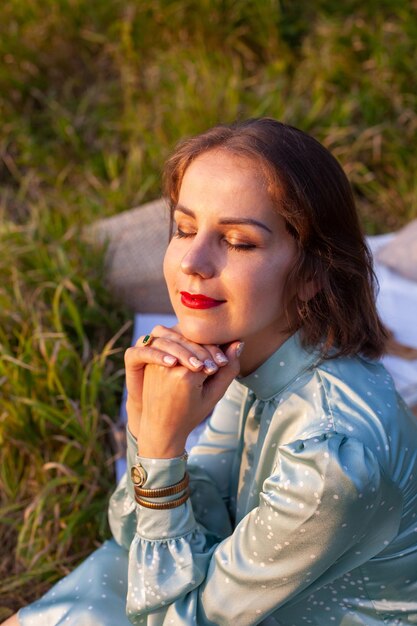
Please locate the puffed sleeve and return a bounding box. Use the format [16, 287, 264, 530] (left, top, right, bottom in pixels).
[108, 380, 244, 551]
[186, 378, 243, 500]
[108, 426, 140, 550]
[125, 432, 402, 625]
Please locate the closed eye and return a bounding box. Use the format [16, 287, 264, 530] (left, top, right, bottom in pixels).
[173, 228, 195, 240]
[174, 228, 256, 252]
[224, 240, 257, 252]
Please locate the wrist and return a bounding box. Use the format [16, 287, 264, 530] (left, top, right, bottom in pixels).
[126, 399, 141, 440]
[127, 419, 140, 441]
[132, 448, 188, 493]
[138, 438, 187, 460]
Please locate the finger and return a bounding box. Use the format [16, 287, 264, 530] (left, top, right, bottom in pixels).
[134, 328, 186, 348]
[204, 344, 229, 367]
[125, 345, 178, 370]
[149, 326, 229, 367]
[131, 337, 211, 373]
[203, 341, 243, 402]
[151, 324, 228, 371]
[139, 328, 217, 373]
[227, 341, 245, 361]
[214, 351, 229, 366]
[144, 336, 220, 373]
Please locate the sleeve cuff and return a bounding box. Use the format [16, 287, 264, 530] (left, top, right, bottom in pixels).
[126, 426, 196, 540]
[126, 425, 187, 493]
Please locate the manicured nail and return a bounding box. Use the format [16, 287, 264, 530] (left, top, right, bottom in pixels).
[235, 342, 245, 357]
[203, 359, 218, 373]
[189, 356, 204, 368]
[163, 355, 177, 366]
[215, 352, 229, 365]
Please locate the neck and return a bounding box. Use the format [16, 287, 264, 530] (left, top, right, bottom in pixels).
[232, 329, 292, 377]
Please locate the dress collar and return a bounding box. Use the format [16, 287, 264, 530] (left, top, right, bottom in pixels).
[237, 331, 322, 400]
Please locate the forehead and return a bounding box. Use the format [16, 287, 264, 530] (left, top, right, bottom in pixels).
[178, 150, 274, 216]
[181, 149, 264, 187]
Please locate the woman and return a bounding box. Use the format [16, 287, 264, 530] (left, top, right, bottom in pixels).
[10, 119, 417, 625]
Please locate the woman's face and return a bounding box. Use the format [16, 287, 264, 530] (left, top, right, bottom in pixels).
[163, 149, 299, 373]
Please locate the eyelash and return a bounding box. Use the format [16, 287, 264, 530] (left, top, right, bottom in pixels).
[174, 228, 256, 252]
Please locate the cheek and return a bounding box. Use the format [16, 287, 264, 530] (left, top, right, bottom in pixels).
[232, 259, 289, 303]
[163, 243, 178, 289]
[162, 252, 170, 285]
[237, 260, 295, 328]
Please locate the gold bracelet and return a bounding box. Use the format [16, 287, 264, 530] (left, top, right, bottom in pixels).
[134, 472, 189, 498]
[135, 488, 190, 510]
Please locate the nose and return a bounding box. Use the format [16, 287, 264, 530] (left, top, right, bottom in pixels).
[180, 235, 216, 278]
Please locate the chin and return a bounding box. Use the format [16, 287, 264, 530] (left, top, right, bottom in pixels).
[178, 319, 235, 346]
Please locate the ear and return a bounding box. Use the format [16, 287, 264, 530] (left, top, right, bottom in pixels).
[298, 277, 320, 302]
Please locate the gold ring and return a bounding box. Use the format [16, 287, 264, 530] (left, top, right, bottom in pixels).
[142, 334, 154, 346]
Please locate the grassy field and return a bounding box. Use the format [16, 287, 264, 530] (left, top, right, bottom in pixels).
[1, 0, 417, 617]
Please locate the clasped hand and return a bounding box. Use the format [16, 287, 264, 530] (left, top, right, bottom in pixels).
[124, 325, 243, 458]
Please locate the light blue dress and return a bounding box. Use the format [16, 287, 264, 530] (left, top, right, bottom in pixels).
[18, 332, 417, 625]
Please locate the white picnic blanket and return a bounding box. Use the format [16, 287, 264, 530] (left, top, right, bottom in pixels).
[368, 234, 417, 407]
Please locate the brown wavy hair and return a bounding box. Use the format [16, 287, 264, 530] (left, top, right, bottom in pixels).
[163, 118, 388, 359]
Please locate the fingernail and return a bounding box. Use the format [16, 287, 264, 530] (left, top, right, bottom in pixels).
[203, 359, 218, 373]
[215, 352, 229, 365]
[163, 355, 177, 366]
[235, 342, 245, 357]
[189, 356, 204, 368]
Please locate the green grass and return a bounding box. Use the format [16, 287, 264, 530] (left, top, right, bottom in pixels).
[0, 211, 131, 616]
[1, 0, 417, 617]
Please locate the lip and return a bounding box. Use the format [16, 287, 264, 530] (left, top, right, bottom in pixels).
[180, 291, 226, 309]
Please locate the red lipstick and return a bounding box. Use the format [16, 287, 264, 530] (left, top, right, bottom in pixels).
[180, 291, 226, 309]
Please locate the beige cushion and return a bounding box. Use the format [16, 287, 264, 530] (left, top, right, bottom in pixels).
[86, 199, 174, 313]
[377, 219, 417, 282]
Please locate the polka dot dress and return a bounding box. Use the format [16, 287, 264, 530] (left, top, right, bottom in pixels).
[19, 333, 417, 625]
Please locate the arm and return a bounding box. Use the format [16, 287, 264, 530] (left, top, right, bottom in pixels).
[125, 432, 402, 625]
[108, 379, 245, 549]
[187, 378, 244, 500]
[108, 325, 240, 550]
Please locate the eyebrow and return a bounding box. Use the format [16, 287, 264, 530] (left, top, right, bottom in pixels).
[174, 205, 273, 234]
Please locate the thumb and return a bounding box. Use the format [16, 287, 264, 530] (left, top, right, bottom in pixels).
[204, 341, 244, 403]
